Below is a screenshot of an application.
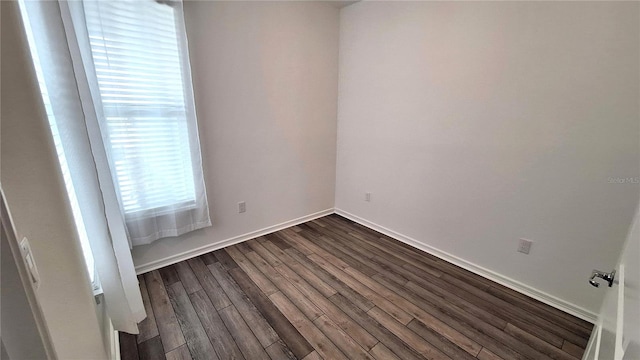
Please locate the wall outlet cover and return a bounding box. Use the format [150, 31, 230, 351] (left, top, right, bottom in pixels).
[518, 238, 533, 254]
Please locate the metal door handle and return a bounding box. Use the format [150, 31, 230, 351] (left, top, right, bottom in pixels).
[589, 269, 616, 288]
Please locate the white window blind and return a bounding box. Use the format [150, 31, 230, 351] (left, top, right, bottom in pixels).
[74, 0, 211, 245]
[84, 1, 196, 215]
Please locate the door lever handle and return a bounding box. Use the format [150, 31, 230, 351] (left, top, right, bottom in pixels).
[589, 269, 616, 288]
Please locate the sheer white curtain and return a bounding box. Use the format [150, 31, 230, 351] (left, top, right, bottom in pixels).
[19, 0, 211, 334]
[18, 0, 145, 333]
[63, 0, 211, 247]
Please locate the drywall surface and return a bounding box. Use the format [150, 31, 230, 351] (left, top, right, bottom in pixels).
[335, 1, 639, 314]
[1, 1, 108, 358]
[1, 223, 48, 360]
[132, 1, 339, 268]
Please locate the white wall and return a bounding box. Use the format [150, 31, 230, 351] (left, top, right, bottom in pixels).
[132, 1, 340, 270]
[335, 1, 639, 316]
[1, 1, 108, 358]
[1, 221, 48, 359]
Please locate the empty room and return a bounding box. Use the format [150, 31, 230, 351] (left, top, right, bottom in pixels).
[1, 0, 638, 359]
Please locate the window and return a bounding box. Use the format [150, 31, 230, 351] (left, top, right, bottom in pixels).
[19, 0, 209, 249]
[72, 0, 211, 245]
[83, 1, 197, 216]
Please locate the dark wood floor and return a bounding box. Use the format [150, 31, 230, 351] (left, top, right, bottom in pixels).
[120, 214, 593, 360]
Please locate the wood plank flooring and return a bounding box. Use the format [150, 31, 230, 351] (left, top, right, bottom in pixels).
[121, 214, 593, 360]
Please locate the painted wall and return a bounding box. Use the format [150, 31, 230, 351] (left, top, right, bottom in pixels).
[1, 221, 48, 359]
[1, 1, 108, 358]
[132, 1, 340, 270]
[335, 1, 639, 315]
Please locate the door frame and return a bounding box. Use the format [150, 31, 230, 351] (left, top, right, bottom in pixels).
[1, 187, 58, 359]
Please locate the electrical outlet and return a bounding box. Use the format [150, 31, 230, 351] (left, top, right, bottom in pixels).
[517, 238, 533, 254]
[238, 201, 246, 213]
[365, 192, 371, 202]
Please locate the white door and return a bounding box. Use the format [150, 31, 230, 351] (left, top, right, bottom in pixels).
[584, 200, 639, 360]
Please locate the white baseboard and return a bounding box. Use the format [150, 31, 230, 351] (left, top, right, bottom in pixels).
[334, 208, 598, 323]
[110, 321, 120, 360]
[582, 324, 600, 360]
[133, 205, 597, 323]
[134, 208, 334, 274]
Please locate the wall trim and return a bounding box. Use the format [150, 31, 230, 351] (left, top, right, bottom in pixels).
[134, 208, 335, 274]
[582, 324, 600, 360]
[335, 208, 598, 323]
[111, 325, 120, 360]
